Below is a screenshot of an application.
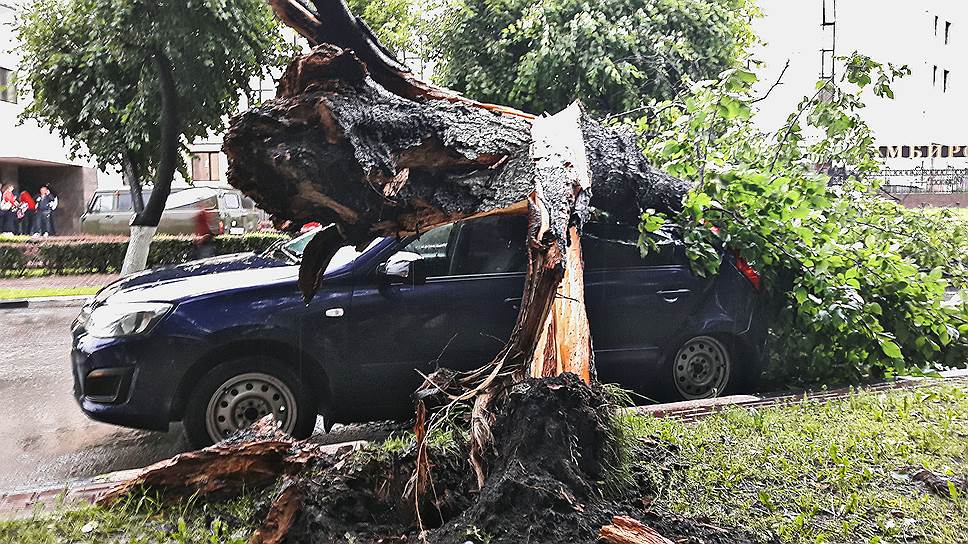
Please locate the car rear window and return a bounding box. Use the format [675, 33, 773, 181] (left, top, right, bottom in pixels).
[223, 193, 242, 209]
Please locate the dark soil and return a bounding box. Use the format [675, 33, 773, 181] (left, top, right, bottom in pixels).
[281, 374, 760, 544]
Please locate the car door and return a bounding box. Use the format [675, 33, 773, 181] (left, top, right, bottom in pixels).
[345, 214, 528, 414]
[581, 223, 711, 389]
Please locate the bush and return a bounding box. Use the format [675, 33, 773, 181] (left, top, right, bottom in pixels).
[0, 245, 28, 275]
[636, 55, 967, 385]
[0, 233, 289, 275]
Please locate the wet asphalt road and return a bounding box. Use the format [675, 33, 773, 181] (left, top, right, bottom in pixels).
[0, 305, 397, 492]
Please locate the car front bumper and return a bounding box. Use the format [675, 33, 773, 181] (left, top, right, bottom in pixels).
[71, 327, 196, 432]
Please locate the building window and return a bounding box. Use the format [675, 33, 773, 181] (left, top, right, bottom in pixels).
[191, 152, 221, 182]
[0, 68, 16, 104]
[933, 65, 938, 86]
[822, 0, 836, 25]
[945, 21, 951, 44]
[943, 69, 950, 92]
[934, 15, 939, 36]
[251, 77, 275, 106]
[821, 49, 835, 79]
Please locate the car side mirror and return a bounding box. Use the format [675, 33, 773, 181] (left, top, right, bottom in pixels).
[377, 252, 427, 285]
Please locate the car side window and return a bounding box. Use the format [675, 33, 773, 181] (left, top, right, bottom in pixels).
[582, 222, 680, 269]
[451, 215, 528, 276]
[401, 223, 456, 278]
[117, 193, 133, 212]
[89, 194, 114, 213]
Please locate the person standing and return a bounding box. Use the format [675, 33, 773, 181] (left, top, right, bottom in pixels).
[0, 185, 17, 235]
[18, 190, 36, 235]
[193, 200, 216, 259]
[34, 185, 58, 236]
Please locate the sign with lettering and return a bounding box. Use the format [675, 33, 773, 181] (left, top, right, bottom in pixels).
[879, 145, 968, 158]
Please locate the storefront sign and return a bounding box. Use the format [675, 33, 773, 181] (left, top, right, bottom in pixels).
[879, 145, 968, 158]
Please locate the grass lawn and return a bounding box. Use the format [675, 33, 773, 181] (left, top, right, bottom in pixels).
[0, 491, 256, 544]
[1, 383, 964, 543]
[632, 382, 968, 543]
[0, 287, 99, 300]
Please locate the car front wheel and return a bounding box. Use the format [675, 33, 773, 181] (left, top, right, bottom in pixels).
[667, 335, 733, 401]
[183, 357, 316, 448]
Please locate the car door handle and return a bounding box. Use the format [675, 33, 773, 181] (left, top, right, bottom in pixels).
[657, 288, 690, 302]
[504, 297, 521, 310]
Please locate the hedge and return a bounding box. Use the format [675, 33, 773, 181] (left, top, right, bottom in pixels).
[0, 233, 289, 276]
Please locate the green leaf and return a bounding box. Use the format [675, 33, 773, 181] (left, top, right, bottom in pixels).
[880, 339, 902, 359]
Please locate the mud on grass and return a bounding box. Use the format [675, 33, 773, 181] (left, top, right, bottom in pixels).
[280, 374, 757, 543]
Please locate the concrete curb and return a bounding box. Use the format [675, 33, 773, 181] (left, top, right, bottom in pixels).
[0, 295, 91, 310]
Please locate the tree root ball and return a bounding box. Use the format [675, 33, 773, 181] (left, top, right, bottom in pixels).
[275, 375, 757, 543]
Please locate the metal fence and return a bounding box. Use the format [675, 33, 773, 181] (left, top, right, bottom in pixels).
[878, 169, 968, 194]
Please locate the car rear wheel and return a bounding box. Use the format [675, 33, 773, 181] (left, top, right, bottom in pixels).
[667, 335, 732, 400]
[183, 357, 316, 448]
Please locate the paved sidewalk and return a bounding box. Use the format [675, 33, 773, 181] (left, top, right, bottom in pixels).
[1, 372, 965, 520]
[0, 274, 119, 290]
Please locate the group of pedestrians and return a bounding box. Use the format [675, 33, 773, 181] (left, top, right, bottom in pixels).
[0, 184, 58, 236]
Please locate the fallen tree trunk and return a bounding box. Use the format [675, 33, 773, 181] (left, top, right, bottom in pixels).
[222, 0, 690, 492]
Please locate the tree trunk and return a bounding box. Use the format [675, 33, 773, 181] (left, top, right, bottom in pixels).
[120, 225, 157, 276]
[122, 49, 180, 275]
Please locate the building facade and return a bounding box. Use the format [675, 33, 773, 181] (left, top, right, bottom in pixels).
[751, 0, 968, 206]
[0, 2, 120, 233]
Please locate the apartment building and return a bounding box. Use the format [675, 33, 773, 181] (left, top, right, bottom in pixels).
[751, 0, 968, 205]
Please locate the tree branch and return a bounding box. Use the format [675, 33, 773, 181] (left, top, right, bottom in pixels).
[750, 59, 790, 104]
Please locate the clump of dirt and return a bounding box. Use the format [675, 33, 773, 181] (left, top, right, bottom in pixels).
[282, 374, 757, 543]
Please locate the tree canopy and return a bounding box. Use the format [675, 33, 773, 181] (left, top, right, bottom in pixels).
[432, 0, 759, 115]
[16, 0, 287, 224]
[637, 56, 968, 385]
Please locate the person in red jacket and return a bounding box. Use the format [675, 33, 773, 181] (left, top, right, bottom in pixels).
[194, 200, 216, 259]
[18, 190, 35, 236]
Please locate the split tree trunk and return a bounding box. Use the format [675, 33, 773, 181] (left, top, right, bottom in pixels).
[223, 0, 690, 484]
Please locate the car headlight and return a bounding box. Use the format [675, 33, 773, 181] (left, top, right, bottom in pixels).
[85, 302, 173, 338]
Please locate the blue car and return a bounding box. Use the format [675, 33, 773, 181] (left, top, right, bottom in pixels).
[71, 214, 767, 447]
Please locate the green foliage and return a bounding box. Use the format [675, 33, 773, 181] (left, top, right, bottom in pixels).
[637, 54, 967, 385]
[0, 233, 287, 275]
[347, 0, 419, 56]
[433, 0, 759, 115]
[634, 383, 968, 543]
[15, 0, 288, 183]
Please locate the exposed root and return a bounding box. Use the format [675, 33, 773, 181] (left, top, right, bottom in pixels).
[249, 479, 304, 544]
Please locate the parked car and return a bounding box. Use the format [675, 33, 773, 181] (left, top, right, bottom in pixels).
[71, 214, 767, 447]
[79, 186, 262, 235]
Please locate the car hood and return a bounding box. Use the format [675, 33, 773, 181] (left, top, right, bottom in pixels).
[106, 264, 299, 305]
[116, 253, 284, 289]
[96, 253, 295, 305]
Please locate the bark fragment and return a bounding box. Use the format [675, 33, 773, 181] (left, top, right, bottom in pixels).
[96, 418, 322, 504]
[599, 516, 675, 544]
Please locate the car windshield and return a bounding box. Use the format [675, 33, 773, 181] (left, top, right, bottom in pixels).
[277, 227, 383, 272]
